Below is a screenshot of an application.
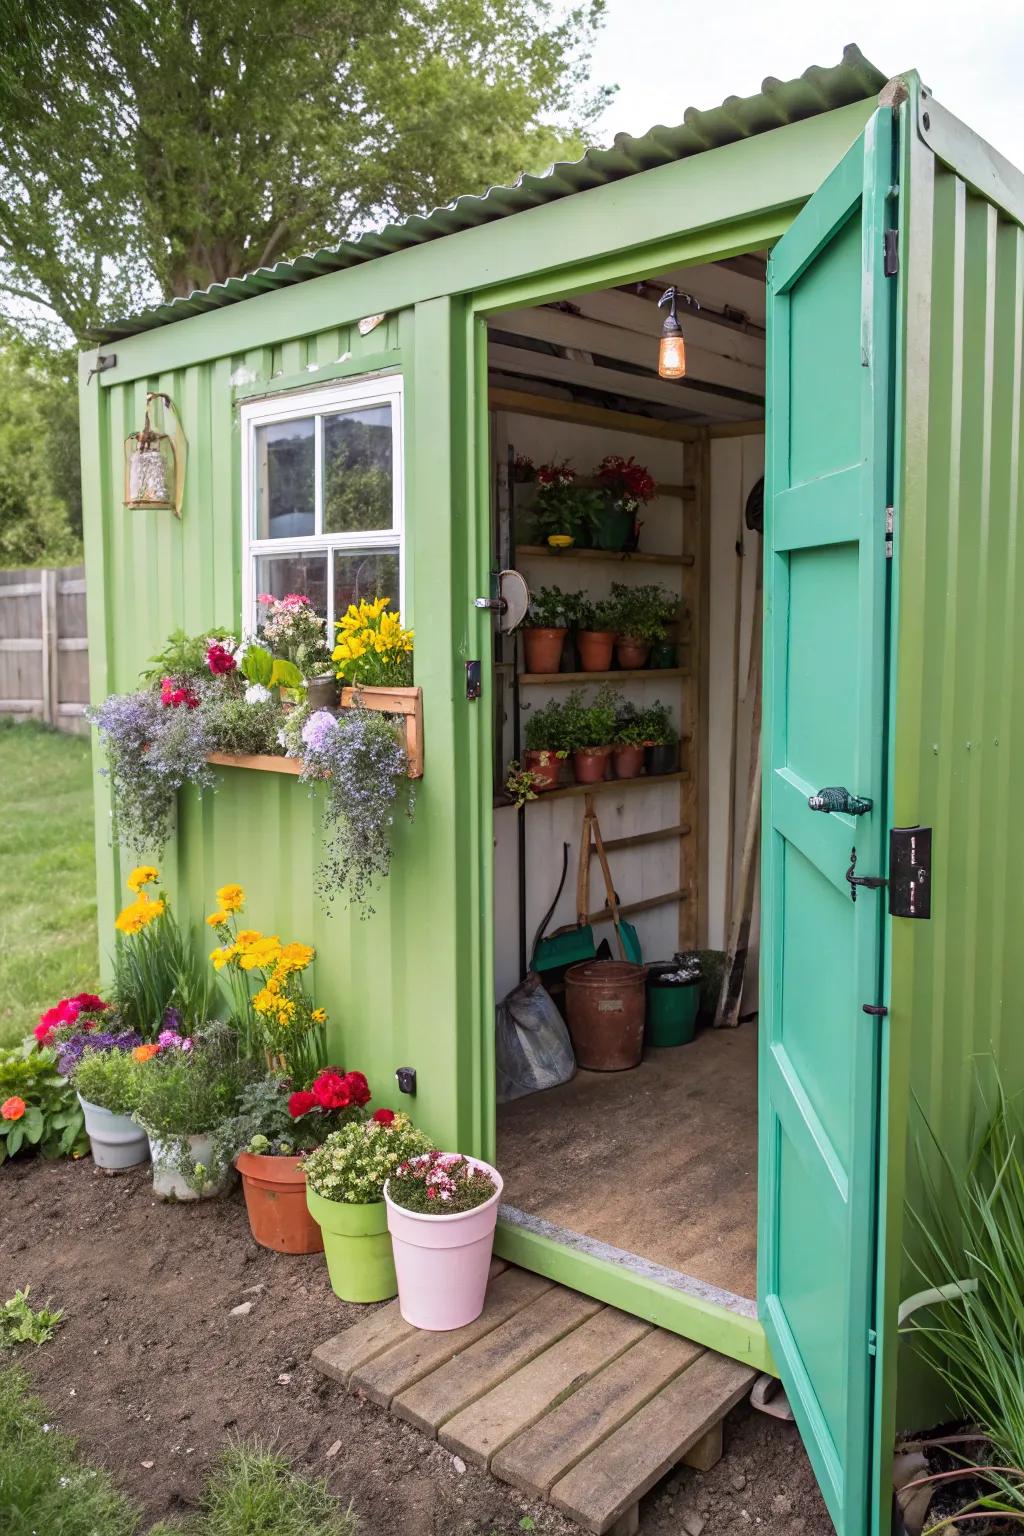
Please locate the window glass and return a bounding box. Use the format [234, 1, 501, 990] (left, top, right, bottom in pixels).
[333, 548, 400, 617]
[254, 552, 328, 620]
[323, 405, 393, 534]
[255, 418, 314, 539]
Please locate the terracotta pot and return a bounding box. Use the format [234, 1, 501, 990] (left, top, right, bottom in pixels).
[236, 1152, 324, 1254]
[572, 744, 613, 783]
[523, 627, 567, 674]
[385, 1157, 503, 1331]
[524, 748, 561, 792]
[565, 960, 646, 1070]
[576, 630, 615, 672]
[612, 744, 646, 779]
[615, 636, 651, 669]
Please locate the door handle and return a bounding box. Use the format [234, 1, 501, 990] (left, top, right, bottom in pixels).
[808, 786, 873, 816]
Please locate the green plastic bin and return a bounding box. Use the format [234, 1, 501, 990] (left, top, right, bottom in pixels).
[645, 964, 700, 1047]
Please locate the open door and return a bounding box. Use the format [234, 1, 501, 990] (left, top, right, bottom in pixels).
[760, 106, 897, 1536]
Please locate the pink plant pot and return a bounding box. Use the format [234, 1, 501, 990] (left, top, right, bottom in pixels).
[384, 1156, 503, 1331]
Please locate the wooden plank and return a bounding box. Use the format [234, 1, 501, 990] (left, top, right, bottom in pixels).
[313, 1303, 418, 1388]
[207, 752, 303, 774]
[549, 1352, 755, 1533]
[489, 344, 762, 421]
[491, 1329, 703, 1499]
[519, 668, 689, 686]
[491, 388, 700, 443]
[573, 885, 689, 924]
[350, 1267, 552, 1408]
[56, 637, 89, 651]
[516, 545, 695, 568]
[393, 1286, 603, 1435]
[0, 582, 43, 598]
[440, 1308, 650, 1467]
[0, 638, 43, 651]
[525, 769, 688, 806]
[707, 419, 768, 438]
[602, 823, 691, 852]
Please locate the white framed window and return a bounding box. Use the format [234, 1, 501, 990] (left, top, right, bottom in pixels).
[240, 375, 404, 637]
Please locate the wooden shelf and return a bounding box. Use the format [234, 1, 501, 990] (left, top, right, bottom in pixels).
[519, 667, 689, 686]
[495, 768, 689, 809]
[516, 545, 694, 568]
[208, 752, 300, 775]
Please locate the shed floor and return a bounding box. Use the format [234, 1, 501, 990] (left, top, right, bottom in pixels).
[496, 1024, 758, 1300]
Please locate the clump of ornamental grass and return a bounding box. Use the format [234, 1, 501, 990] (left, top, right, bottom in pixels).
[149, 1441, 357, 1536]
[386, 1150, 499, 1215]
[111, 866, 215, 1036]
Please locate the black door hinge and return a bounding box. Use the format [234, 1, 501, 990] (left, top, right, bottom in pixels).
[862, 1003, 888, 1017]
[885, 505, 894, 559]
[884, 229, 899, 277]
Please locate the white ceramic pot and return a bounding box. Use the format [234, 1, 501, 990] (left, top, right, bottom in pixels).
[78, 1094, 150, 1171]
[384, 1156, 502, 1331]
[148, 1133, 231, 1201]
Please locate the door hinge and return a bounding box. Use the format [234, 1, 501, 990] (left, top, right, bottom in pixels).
[885, 505, 894, 559]
[867, 1328, 878, 1357]
[884, 228, 899, 277]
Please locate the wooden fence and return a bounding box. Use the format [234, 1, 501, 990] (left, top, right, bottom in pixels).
[0, 565, 89, 734]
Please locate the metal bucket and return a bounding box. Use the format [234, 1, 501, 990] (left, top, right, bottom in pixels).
[565, 959, 646, 1070]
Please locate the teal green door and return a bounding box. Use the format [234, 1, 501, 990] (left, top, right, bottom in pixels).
[760, 106, 896, 1536]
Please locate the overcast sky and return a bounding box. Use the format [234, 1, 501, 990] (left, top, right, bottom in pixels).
[588, 0, 1024, 171]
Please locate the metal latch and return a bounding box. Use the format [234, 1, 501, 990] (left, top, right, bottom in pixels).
[889, 826, 932, 919]
[846, 846, 887, 902]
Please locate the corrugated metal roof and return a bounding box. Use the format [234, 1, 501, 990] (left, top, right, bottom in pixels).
[94, 44, 887, 343]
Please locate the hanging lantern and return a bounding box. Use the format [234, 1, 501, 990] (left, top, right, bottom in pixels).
[656, 287, 699, 379]
[124, 393, 186, 517]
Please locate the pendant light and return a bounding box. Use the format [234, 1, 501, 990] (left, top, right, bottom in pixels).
[656, 287, 699, 379]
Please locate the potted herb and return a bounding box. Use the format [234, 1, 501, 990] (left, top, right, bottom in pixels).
[640, 701, 680, 776]
[522, 586, 568, 674]
[612, 710, 650, 780]
[304, 1111, 433, 1302]
[384, 1151, 503, 1330]
[71, 1037, 148, 1169]
[574, 596, 617, 673]
[224, 1071, 371, 1254]
[132, 1025, 246, 1200]
[564, 686, 619, 784]
[593, 455, 657, 551]
[609, 583, 678, 670]
[522, 699, 570, 791]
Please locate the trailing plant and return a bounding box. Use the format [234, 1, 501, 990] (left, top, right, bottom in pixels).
[1, 1289, 63, 1348]
[55, 1026, 141, 1077]
[290, 707, 415, 916]
[90, 686, 218, 855]
[112, 867, 216, 1036]
[332, 596, 414, 687]
[526, 585, 568, 628]
[608, 582, 679, 643]
[72, 1044, 142, 1116]
[504, 760, 541, 809]
[387, 1150, 498, 1214]
[523, 698, 572, 755]
[303, 1111, 432, 1205]
[562, 685, 620, 750]
[0, 1041, 87, 1163]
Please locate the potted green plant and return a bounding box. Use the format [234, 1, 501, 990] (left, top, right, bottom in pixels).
[564, 686, 619, 784]
[522, 586, 568, 674]
[639, 701, 680, 776]
[522, 698, 570, 791]
[612, 709, 650, 780]
[303, 1111, 433, 1302]
[574, 596, 617, 673]
[132, 1026, 246, 1200]
[609, 583, 678, 669]
[531, 463, 603, 549]
[72, 1039, 149, 1170]
[384, 1151, 503, 1330]
[593, 455, 657, 551]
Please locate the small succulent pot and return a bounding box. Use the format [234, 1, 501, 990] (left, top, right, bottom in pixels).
[384, 1158, 503, 1331]
[576, 630, 615, 672]
[572, 744, 614, 784]
[523, 627, 568, 674]
[612, 744, 646, 780]
[646, 741, 681, 777]
[306, 1188, 397, 1303]
[524, 748, 561, 793]
[78, 1094, 149, 1171]
[615, 636, 651, 669]
[306, 674, 339, 711]
[149, 1133, 232, 1201]
[649, 641, 678, 669]
[236, 1152, 323, 1254]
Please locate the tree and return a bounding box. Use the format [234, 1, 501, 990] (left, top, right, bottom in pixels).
[0, 341, 82, 566]
[0, 0, 612, 343]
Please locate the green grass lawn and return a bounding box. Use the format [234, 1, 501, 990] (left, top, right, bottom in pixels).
[0, 721, 99, 1048]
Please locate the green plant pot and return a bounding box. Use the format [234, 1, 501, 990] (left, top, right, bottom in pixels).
[649, 641, 678, 669]
[590, 498, 635, 551]
[306, 1186, 397, 1303]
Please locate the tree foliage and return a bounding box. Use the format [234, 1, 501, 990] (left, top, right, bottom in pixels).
[0, 0, 612, 343]
[0, 342, 82, 567]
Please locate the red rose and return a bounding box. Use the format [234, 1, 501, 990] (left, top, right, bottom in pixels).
[207, 643, 237, 676]
[288, 1090, 318, 1118]
[342, 1071, 371, 1108]
[311, 1070, 350, 1111]
[372, 1108, 396, 1126]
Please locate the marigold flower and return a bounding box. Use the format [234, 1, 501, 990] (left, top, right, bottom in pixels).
[132, 1043, 161, 1062]
[1, 1096, 26, 1121]
[206, 910, 229, 927]
[216, 883, 245, 913]
[115, 899, 146, 934]
[127, 865, 159, 893]
[239, 936, 281, 971]
[234, 929, 262, 949]
[210, 944, 238, 970]
[251, 987, 276, 1015]
[277, 941, 315, 972]
[311, 1008, 327, 1024]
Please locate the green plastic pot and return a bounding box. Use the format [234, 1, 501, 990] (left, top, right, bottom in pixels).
[306, 1187, 397, 1303]
[591, 497, 635, 551]
[645, 966, 700, 1047]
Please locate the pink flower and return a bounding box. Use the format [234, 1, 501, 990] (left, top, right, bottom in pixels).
[206, 643, 236, 676]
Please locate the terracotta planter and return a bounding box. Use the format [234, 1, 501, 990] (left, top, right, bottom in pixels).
[572, 744, 613, 783]
[524, 748, 561, 792]
[565, 959, 646, 1070]
[576, 630, 615, 672]
[523, 627, 567, 674]
[612, 744, 646, 779]
[615, 636, 651, 669]
[236, 1152, 323, 1254]
[384, 1157, 503, 1331]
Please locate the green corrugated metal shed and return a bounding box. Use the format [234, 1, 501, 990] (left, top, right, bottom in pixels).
[78, 47, 1024, 1536]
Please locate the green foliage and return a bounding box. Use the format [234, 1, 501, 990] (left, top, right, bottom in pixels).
[0, 1364, 140, 1536]
[0, 723, 98, 1050]
[0, 0, 611, 342]
[561, 685, 620, 749]
[133, 1028, 246, 1141]
[154, 1441, 358, 1536]
[633, 701, 676, 746]
[304, 1113, 432, 1205]
[613, 709, 652, 747]
[239, 644, 303, 692]
[523, 697, 573, 754]
[527, 585, 569, 628]
[71, 1046, 141, 1116]
[0, 1041, 86, 1162]
[140, 627, 236, 684]
[205, 695, 285, 756]
[608, 582, 679, 643]
[574, 595, 617, 632]
[0, 344, 82, 565]
[1, 1288, 63, 1347]
[218, 1075, 329, 1159]
[112, 901, 216, 1037]
[504, 760, 541, 809]
[532, 484, 604, 543]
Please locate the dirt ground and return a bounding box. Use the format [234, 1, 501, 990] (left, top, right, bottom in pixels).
[0, 1156, 833, 1536]
[498, 1027, 758, 1298]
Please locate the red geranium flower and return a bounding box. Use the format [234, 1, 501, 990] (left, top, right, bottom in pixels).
[207, 643, 236, 676]
[372, 1108, 395, 1126]
[288, 1090, 318, 1118]
[342, 1071, 371, 1108]
[39, 998, 82, 1031]
[33, 1020, 56, 1046]
[161, 677, 200, 709]
[311, 1070, 350, 1111]
[71, 994, 107, 1013]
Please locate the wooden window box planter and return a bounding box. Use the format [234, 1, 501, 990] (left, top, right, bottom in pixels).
[207, 685, 423, 779]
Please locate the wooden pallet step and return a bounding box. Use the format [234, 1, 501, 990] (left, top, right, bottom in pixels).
[441, 1307, 650, 1468]
[349, 1266, 551, 1408]
[490, 1328, 703, 1499]
[549, 1351, 755, 1534]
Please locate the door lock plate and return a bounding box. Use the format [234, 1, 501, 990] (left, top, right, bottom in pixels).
[889, 826, 932, 919]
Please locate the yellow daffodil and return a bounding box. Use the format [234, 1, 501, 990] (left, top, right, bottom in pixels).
[216, 883, 245, 913]
[127, 865, 159, 893]
[206, 910, 229, 927]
